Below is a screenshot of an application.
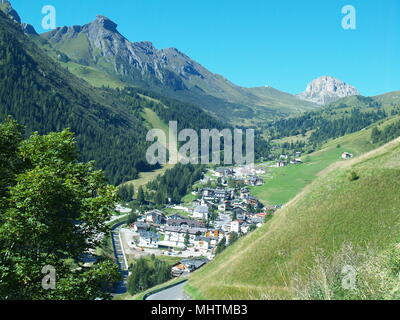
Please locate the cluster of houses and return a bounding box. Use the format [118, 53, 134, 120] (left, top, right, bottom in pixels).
[275, 151, 353, 167]
[213, 165, 265, 186]
[171, 258, 209, 277]
[121, 164, 286, 276]
[276, 152, 303, 168]
[276, 152, 303, 167]
[128, 180, 269, 258]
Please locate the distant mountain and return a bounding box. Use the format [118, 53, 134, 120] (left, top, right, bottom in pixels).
[41, 15, 318, 124]
[297, 76, 359, 105]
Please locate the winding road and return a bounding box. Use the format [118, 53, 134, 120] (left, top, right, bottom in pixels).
[145, 281, 190, 300]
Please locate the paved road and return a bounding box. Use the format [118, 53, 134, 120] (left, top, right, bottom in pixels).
[111, 222, 129, 294]
[145, 281, 190, 300]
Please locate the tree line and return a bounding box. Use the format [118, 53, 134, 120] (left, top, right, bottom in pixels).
[371, 121, 400, 145]
[147, 164, 205, 205]
[267, 107, 387, 147]
[127, 256, 171, 295]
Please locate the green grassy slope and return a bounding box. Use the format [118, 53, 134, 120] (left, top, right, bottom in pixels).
[327, 93, 400, 114]
[188, 136, 400, 299]
[251, 117, 386, 205]
[246, 86, 318, 114]
[373, 91, 400, 109]
[62, 62, 125, 88]
[30, 35, 126, 89]
[122, 107, 174, 191]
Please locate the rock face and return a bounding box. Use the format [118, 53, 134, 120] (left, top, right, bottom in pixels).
[42, 15, 213, 91]
[21, 23, 37, 35]
[0, 0, 20, 23]
[0, 0, 37, 35]
[297, 76, 359, 105]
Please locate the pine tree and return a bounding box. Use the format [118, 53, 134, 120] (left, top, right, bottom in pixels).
[184, 231, 190, 247]
[215, 238, 226, 255]
[137, 186, 145, 204]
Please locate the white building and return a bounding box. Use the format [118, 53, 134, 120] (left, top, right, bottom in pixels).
[193, 205, 209, 220]
[218, 203, 226, 212]
[138, 231, 160, 248]
[230, 220, 241, 233]
[342, 152, 353, 160]
[145, 210, 167, 225]
[163, 226, 206, 247]
[193, 236, 211, 250]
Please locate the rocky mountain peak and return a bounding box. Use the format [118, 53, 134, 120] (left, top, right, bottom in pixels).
[21, 22, 37, 35]
[92, 15, 118, 32]
[297, 76, 359, 105]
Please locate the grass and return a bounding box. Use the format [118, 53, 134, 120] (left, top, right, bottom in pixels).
[250, 123, 381, 205]
[188, 135, 400, 300]
[121, 107, 174, 191]
[142, 108, 170, 136]
[272, 130, 314, 144]
[32, 35, 126, 89]
[127, 255, 181, 268]
[164, 208, 191, 217]
[292, 243, 400, 300]
[123, 164, 173, 191]
[63, 62, 125, 88]
[184, 283, 205, 300]
[182, 192, 198, 204]
[53, 33, 92, 63]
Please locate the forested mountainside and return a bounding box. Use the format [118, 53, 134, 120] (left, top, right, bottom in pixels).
[117, 87, 225, 133]
[267, 94, 400, 147]
[0, 11, 153, 185]
[0, 11, 225, 185]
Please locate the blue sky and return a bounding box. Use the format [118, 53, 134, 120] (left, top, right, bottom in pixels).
[11, 0, 400, 96]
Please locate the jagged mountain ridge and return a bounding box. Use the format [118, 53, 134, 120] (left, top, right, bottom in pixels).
[41, 14, 318, 123]
[297, 75, 359, 105]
